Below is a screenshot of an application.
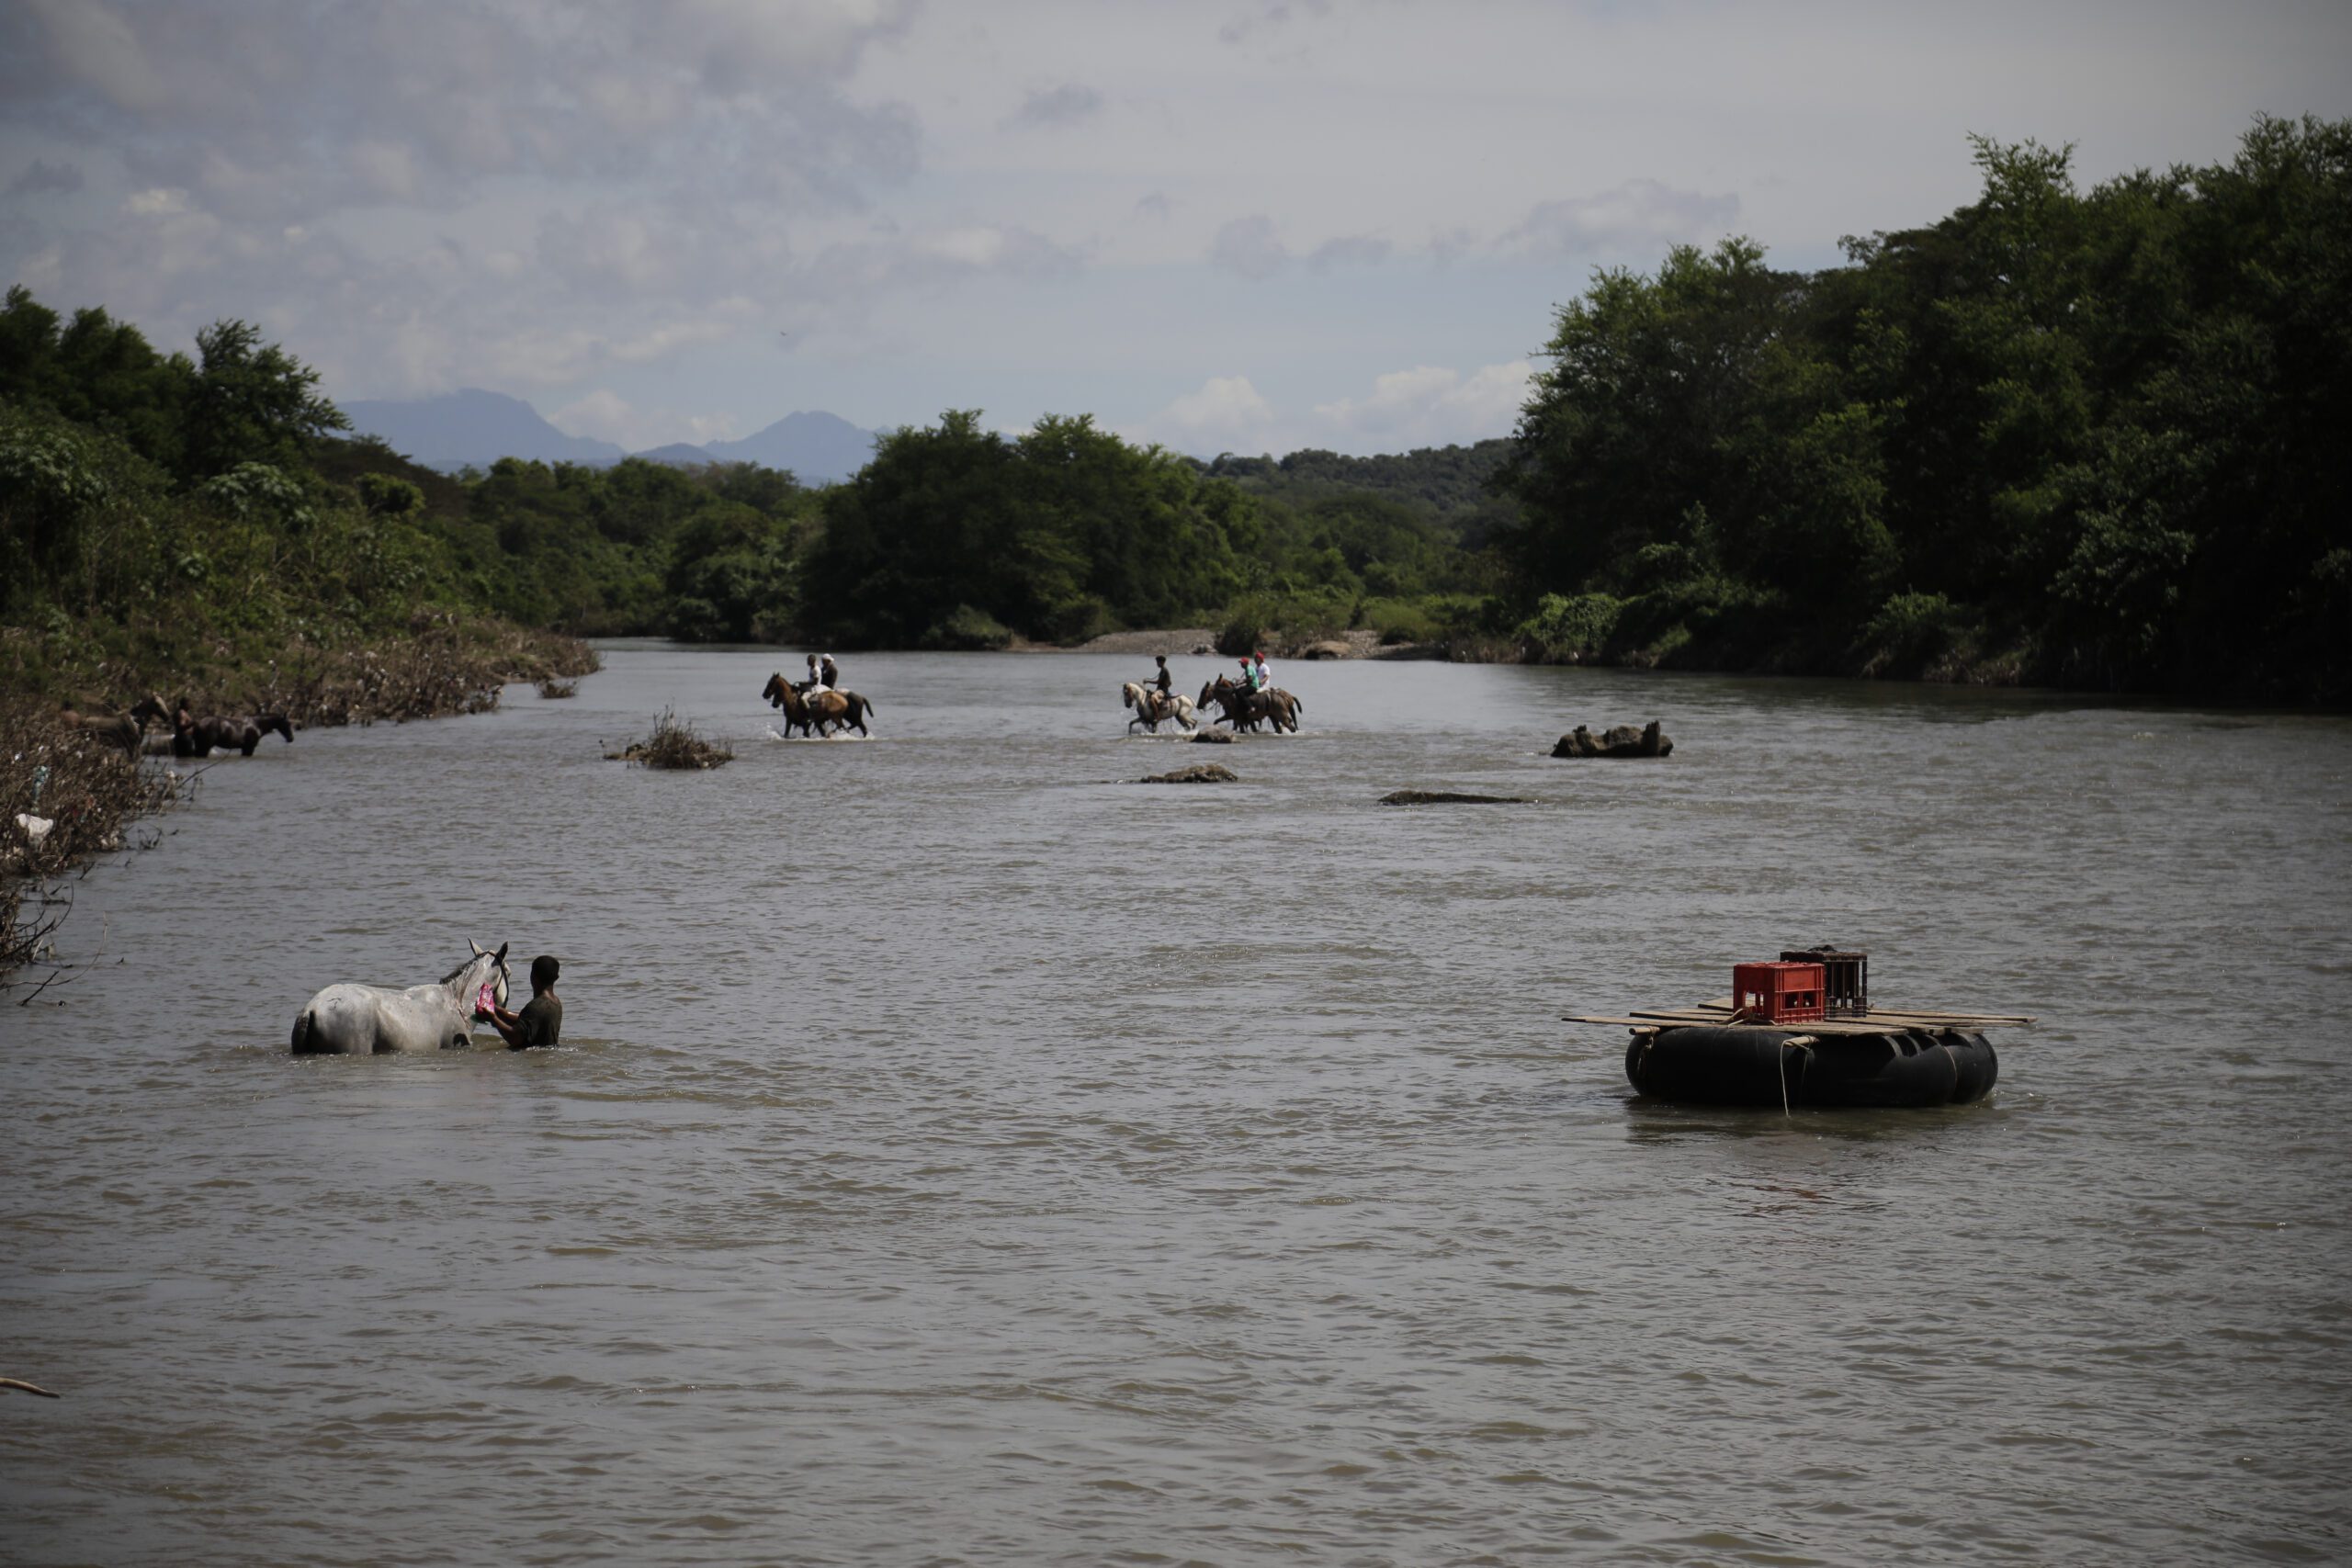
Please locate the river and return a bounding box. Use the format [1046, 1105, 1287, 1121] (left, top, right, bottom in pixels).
[4, 647, 2348, 1565]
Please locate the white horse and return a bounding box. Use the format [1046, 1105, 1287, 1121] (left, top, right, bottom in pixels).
[290, 941, 511, 1055]
[1122, 682, 1197, 733]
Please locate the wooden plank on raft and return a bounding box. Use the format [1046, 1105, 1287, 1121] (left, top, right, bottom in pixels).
[1560, 1012, 1926, 1038]
[1693, 996, 2035, 1027]
[1564, 1010, 2030, 1039]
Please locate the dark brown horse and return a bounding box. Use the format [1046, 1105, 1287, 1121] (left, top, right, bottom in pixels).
[1198, 675, 1301, 733]
[174, 711, 295, 758]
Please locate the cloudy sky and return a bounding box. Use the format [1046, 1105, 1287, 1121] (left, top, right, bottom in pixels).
[4, 1, 2347, 458]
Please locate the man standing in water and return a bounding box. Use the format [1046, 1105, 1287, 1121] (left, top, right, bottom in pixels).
[481, 955, 562, 1049]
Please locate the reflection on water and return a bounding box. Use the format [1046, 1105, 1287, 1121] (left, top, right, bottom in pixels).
[4, 648, 2350, 1565]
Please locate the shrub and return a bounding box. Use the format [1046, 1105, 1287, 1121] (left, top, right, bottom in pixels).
[617, 706, 731, 770]
[1513, 592, 1623, 660]
[1216, 596, 1273, 656]
[1858, 591, 1970, 678]
[1363, 597, 1442, 645]
[918, 604, 1014, 650]
[1218, 588, 1353, 654]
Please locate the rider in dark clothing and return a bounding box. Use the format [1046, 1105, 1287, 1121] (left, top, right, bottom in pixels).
[1151, 655, 1172, 695]
[819, 655, 840, 689]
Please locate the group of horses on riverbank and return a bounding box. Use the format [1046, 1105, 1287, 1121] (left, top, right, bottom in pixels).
[1124, 674, 1303, 734]
[761, 672, 878, 737]
[60, 694, 296, 759]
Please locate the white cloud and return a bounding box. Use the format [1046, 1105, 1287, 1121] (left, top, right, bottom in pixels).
[1311, 361, 1533, 449]
[1138, 375, 1280, 455]
[551, 389, 741, 451]
[1131, 360, 1532, 458]
[1499, 179, 1740, 263]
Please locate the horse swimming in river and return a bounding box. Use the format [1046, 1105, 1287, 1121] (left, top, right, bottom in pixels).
[1121, 682, 1197, 733]
[290, 941, 510, 1055]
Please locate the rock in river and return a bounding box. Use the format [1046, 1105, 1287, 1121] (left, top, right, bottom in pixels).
[1378, 790, 1531, 806]
[1141, 763, 1238, 784]
[1552, 720, 1672, 759]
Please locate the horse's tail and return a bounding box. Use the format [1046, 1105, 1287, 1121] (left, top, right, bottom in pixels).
[290, 1009, 315, 1054]
[859, 695, 876, 719]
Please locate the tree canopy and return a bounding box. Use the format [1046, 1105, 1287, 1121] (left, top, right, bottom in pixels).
[1498, 115, 2352, 700]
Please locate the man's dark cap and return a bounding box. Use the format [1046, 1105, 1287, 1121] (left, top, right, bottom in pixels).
[532, 955, 560, 987]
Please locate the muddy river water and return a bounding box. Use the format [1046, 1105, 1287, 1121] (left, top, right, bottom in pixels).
[4, 648, 2349, 1565]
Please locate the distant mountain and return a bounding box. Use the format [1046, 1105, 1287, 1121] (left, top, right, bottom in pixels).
[633, 443, 718, 468]
[340, 389, 624, 471]
[702, 411, 876, 484]
[338, 392, 878, 482]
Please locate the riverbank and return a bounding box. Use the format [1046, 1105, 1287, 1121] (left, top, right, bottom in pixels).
[1, 615, 599, 980]
[3, 612, 600, 730]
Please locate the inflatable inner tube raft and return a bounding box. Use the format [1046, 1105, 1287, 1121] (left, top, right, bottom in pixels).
[1625, 1025, 1996, 1109]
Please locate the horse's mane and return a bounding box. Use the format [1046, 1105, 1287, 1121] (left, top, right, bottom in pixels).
[439, 952, 496, 986]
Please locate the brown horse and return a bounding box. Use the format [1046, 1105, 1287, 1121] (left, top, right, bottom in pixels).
[59, 694, 171, 756]
[1198, 675, 1301, 733]
[804, 688, 876, 737]
[762, 671, 818, 737]
[174, 711, 295, 758]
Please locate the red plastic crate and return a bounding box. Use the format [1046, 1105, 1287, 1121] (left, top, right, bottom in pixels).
[1734, 961, 1826, 1023]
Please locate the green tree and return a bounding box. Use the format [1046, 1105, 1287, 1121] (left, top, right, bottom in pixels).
[180, 319, 348, 481]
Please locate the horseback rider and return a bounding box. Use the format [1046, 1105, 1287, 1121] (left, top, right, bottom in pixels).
[820, 653, 840, 690]
[1237, 656, 1258, 693]
[1251, 650, 1272, 693]
[799, 653, 823, 693]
